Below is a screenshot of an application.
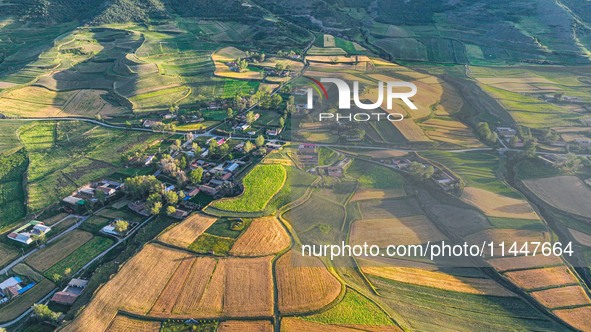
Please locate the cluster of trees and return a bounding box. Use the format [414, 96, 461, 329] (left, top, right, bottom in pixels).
[151, 122, 177, 133]
[51, 267, 72, 284]
[276, 50, 299, 58]
[476, 122, 498, 145]
[124, 175, 163, 199]
[32, 304, 61, 323]
[408, 161, 435, 182]
[249, 88, 283, 109]
[233, 58, 249, 72]
[245, 50, 265, 62]
[558, 153, 584, 174]
[146, 189, 185, 216]
[208, 140, 231, 158]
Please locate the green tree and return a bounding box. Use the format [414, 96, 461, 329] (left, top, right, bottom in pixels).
[226, 108, 234, 119]
[218, 143, 230, 156]
[245, 111, 256, 124]
[476, 122, 498, 145]
[64, 267, 72, 278]
[279, 117, 285, 129]
[255, 135, 265, 147]
[166, 205, 177, 216]
[243, 141, 255, 153]
[408, 162, 434, 182]
[163, 190, 179, 206]
[32, 304, 61, 322]
[189, 167, 204, 184]
[560, 153, 583, 174]
[95, 189, 107, 206]
[523, 137, 538, 158]
[179, 155, 187, 169]
[149, 201, 162, 215]
[178, 190, 186, 200]
[192, 142, 202, 155]
[113, 220, 129, 233]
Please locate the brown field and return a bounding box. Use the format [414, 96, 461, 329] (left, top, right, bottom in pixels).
[0, 87, 75, 117]
[358, 198, 422, 220]
[230, 217, 291, 256]
[461, 187, 539, 220]
[306, 55, 371, 64]
[224, 256, 274, 317]
[106, 315, 161, 332]
[351, 188, 406, 202]
[158, 213, 217, 248]
[487, 254, 562, 272]
[553, 306, 591, 332]
[63, 244, 191, 332]
[151, 255, 274, 318]
[523, 176, 591, 219]
[276, 251, 341, 314]
[467, 229, 550, 249]
[350, 215, 446, 247]
[169, 256, 222, 317]
[504, 266, 580, 291]
[357, 150, 408, 159]
[25, 230, 93, 272]
[324, 34, 336, 47]
[281, 318, 400, 332]
[531, 286, 591, 309]
[219, 320, 273, 332]
[569, 228, 591, 247]
[361, 265, 514, 296]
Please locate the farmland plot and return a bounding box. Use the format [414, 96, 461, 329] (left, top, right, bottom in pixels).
[351, 215, 446, 247]
[219, 321, 273, 332]
[106, 315, 161, 332]
[25, 230, 93, 272]
[504, 266, 580, 291]
[523, 176, 591, 219]
[531, 286, 591, 309]
[158, 213, 217, 249]
[276, 251, 342, 314]
[230, 217, 291, 256]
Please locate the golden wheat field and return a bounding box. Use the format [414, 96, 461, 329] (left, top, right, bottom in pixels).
[230, 217, 291, 256]
[531, 286, 591, 309]
[105, 315, 161, 332]
[553, 306, 591, 332]
[276, 251, 342, 314]
[218, 320, 273, 332]
[158, 213, 217, 248]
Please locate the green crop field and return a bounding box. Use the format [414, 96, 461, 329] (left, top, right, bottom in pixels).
[283, 193, 345, 245]
[210, 164, 286, 213]
[421, 151, 522, 198]
[0, 148, 28, 229]
[347, 159, 405, 190]
[188, 233, 234, 256]
[304, 288, 394, 326]
[45, 236, 114, 281]
[0, 121, 23, 154]
[18, 121, 164, 211]
[369, 276, 567, 331]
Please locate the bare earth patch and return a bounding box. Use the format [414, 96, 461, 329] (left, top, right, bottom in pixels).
[531, 286, 591, 309]
[461, 187, 539, 220]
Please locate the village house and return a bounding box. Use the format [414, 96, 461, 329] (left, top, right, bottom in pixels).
[496, 127, 517, 138]
[0, 276, 35, 302]
[143, 120, 162, 128]
[171, 209, 189, 220]
[298, 143, 317, 155]
[128, 201, 150, 217]
[8, 221, 51, 245]
[266, 128, 282, 136]
[51, 278, 89, 306]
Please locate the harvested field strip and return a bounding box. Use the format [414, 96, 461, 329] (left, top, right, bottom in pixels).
[350, 188, 406, 202]
[487, 255, 563, 272]
[158, 213, 217, 249]
[224, 256, 274, 317]
[553, 306, 591, 332]
[170, 256, 221, 317]
[106, 315, 161, 332]
[25, 230, 93, 272]
[362, 266, 514, 296]
[62, 244, 191, 332]
[281, 318, 401, 332]
[149, 257, 196, 315]
[218, 320, 273, 332]
[276, 251, 342, 314]
[230, 217, 291, 256]
[523, 176, 591, 219]
[504, 266, 580, 291]
[461, 187, 539, 220]
[350, 215, 446, 247]
[531, 286, 591, 309]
